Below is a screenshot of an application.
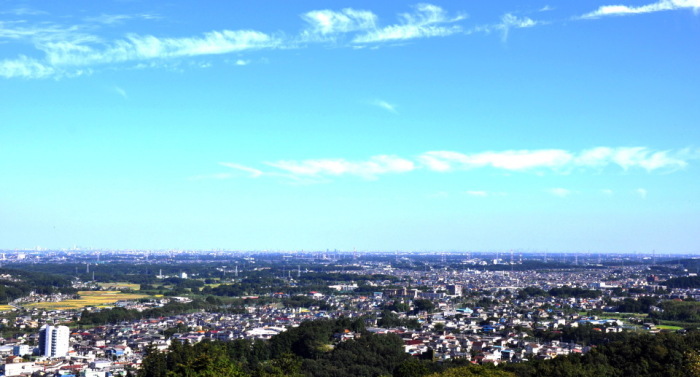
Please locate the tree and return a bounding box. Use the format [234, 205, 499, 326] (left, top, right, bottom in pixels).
[413, 299, 435, 314]
[426, 366, 515, 377]
[394, 358, 430, 377]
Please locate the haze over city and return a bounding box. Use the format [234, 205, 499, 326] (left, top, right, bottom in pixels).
[1, 1, 699, 252]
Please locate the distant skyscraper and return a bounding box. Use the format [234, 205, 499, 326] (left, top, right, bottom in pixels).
[39, 325, 69, 357]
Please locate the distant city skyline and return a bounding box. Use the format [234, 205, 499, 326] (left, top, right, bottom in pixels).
[1, 1, 699, 253]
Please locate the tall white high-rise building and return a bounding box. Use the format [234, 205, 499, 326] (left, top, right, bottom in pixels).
[39, 325, 69, 357]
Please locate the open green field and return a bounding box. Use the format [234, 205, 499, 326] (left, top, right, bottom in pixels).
[656, 320, 700, 329]
[656, 325, 683, 330]
[598, 312, 648, 320]
[23, 291, 150, 310]
[97, 282, 140, 291]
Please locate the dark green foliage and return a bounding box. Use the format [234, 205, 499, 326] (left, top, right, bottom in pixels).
[548, 286, 601, 299]
[614, 296, 658, 313]
[268, 317, 366, 359]
[505, 331, 700, 377]
[302, 333, 408, 377]
[377, 310, 421, 329]
[664, 276, 700, 289]
[384, 302, 411, 313]
[517, 287, 547, 299]
[0, 268, 76, 304]
[140, 317, 404, 377]
[139, 318, 700, 377]
[413, 299, 435, 313]
[79, 299, 219, 325]
[281, 296, 331, 310]
[394, 358, 432, 377]
[140, 341, 246, 377]
[651, 300, 700, 322]
[427, 365, 515, 377]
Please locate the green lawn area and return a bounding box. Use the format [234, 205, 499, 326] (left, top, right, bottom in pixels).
[598, 312, 648, 320]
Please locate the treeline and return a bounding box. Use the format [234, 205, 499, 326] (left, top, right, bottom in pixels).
[78, 299, 243, 326]
[548, 286, 601, 299]
[504, 331, 700, 377]
[651, 300, 700, 323]
[614, 296, 659, 313]
[532, 323, 632, 346]
[0, 268, 76, 304]
[141, 318, 407, 377]
[140, 317, 700, 377]
[140, 317, 512, 377]
[664, 276, 700, 289]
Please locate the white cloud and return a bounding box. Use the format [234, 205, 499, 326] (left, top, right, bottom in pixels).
[85, 13, 160, 25]
[373, 100, 398, 114]
[0, 55, 55, 79]
[547, 188, 572, 197]
[429, 191, 450, 198]
[352, 4, 465, 44]
[219, 162, 264, 178]
[465, 190, 488, 197]
[216, 146, 694, 180]
[498, 13, 538, 41]
[574, 147, 688, 171]
[636, 188, 648, 198]
[418, 149, 573, 171]
[265, 155, 415, 179]
[1, 7, 48, 16]
[0, 21, 88, 43]
[580, 0, 700, 19]
[235, 59, 250, 66]
[40, 30, 281, 67]
[210, 146, 694, 183]
[0, 21, 282, 78]
[469, 13, 539, 42]
[301, 8, 378, 39]
[1, 4, 551, 80]
[114, 86, 128, 99]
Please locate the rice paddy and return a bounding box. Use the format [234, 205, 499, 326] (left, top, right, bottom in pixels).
[96, 282, 141, 291]
[23, 290, 150, 310]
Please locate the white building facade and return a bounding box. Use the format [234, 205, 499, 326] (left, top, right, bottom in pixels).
[39, 324, 70, 357]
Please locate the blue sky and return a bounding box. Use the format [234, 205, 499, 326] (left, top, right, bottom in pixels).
[1, 1, 699, 252]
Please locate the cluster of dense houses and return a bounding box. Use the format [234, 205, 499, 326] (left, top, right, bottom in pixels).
[0, 262, 696, 376]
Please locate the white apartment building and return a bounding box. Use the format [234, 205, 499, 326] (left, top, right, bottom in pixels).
[39, 324, 70, 357]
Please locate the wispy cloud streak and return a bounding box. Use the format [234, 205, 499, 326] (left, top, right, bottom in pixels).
[547, 188, 572, 197]
[372, 100, 398, 114]
[265, 155, 415, 180]
[213, 146, 694, 183]
[581, 0, 700, 18]
[352, 4, 465, 43]
[2, 2, 697, 79]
